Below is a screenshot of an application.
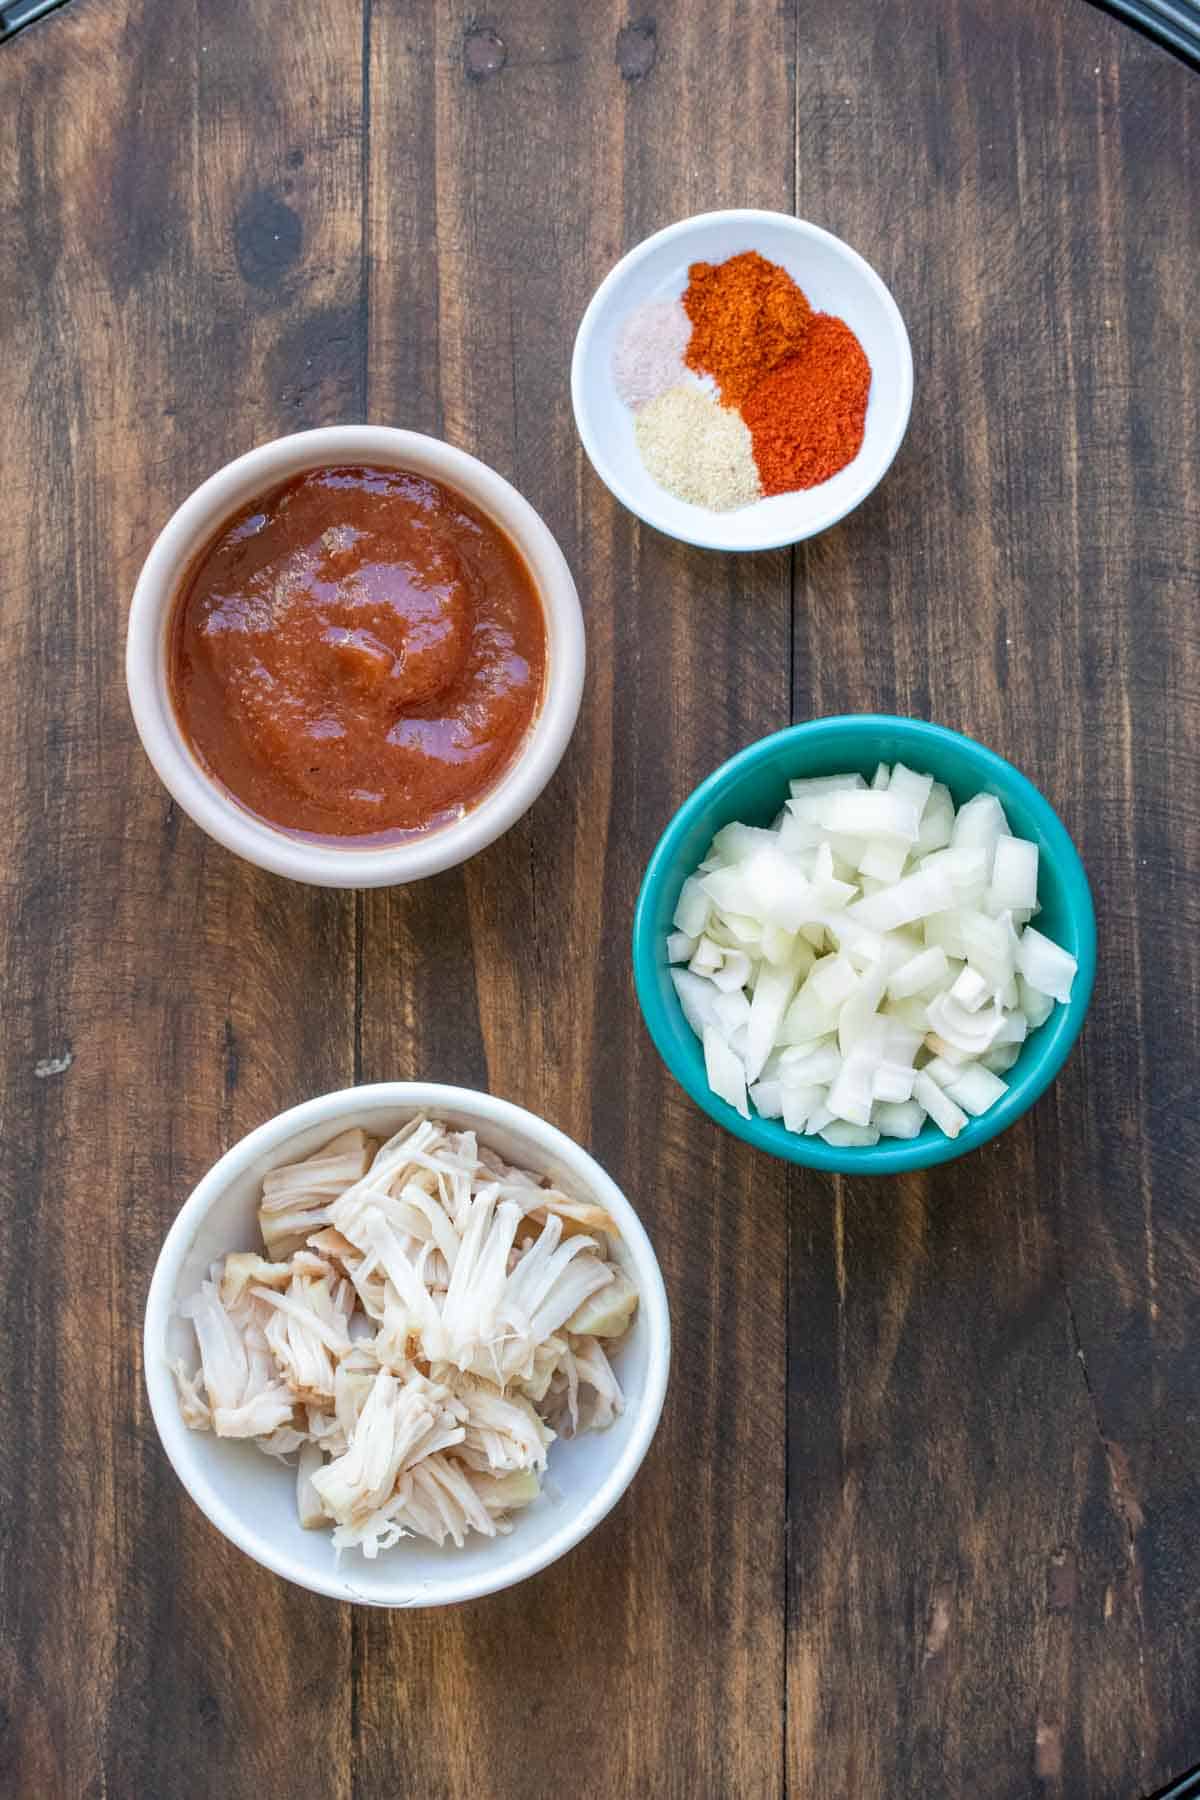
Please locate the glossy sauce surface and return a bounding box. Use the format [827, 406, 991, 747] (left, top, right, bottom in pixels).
[169, 465, 547, 841]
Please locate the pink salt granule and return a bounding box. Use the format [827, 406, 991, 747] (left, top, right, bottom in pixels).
[612, 298, 691, 411]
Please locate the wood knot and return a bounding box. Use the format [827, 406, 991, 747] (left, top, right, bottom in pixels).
[616, 18, 657, 81]
[464, 23, 506, 81]
[234, 191, 302, 289]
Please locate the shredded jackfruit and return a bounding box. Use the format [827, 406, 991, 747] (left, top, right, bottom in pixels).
[172, 1118, 638, 1556]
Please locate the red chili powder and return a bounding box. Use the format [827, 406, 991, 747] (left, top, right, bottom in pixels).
[741, 314, 871, 494]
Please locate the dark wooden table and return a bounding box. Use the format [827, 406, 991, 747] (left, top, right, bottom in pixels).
[3, 2, 1198, 1795]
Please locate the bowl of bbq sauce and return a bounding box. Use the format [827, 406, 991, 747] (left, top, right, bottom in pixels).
[127, 428, 584, 886]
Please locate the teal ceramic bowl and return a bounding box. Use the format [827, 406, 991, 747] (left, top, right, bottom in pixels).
[632, 717, 1097, 1174]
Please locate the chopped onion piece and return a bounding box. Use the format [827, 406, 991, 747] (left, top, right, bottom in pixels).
[913, 1073, 968, 1138]
[920, 846, 990, 905]
[925, 993, 1004, 1055]
[981, 1042, 1022, 1074]
[816, 791, 922, 844]
[1015, 927, 1077, 1004]
[673, 876, 710, 938]
[887, 945, 950, 1000]
[712, 822, 779, 862]
[712, 989, 751, 1035]
[689, 936, 724, 977]
[921, 1055, 964, 1088]
[745, 959, 802, 1084]
[874, 1099, 926, 1139]
[988, 835, 1039, 914]
[848, 865, 955, 932]
[820, 1121, 880, 1147]
[711, 949, 752, 993]
[703, 1027, 749, 1118]
[666, 931, 697, 965]
[789, 773, 866, 797]
[748, 1079, 784, 1119]
[873, 1062, 916, 1104]
[827, 1054, 876, 1127]
[951, 793, 1010, 871]
[991, 1009, 1028, 1047]
[671, 968, 722, 1037]
[779, 1043, 842, 1086]
[888, 762, 934, 816]
[782, 1084, 824, 1133]
[944, 1064, 1009, 1115]
[949, 966, 990, 1013]
[858, 837, 909, 884]
[1018, 976, 1055, 1029]
[916, 782, 955, 853]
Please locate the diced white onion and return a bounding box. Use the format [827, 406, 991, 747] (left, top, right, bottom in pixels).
[988, 835, 1039, 914]
[874, 1098, 927, 1139]
[670, 766, 1078, 1147]
[703, 1027, 749, 1119]
[782, 1084, 824, 1133]
[673, 876, 710, 938]
[816, 791, 922, 844]
[944, 1064, 1009, 1116]
[887, 945, 949, 1000]
[1015, 926, 1077, 1004]
[1018, 976, 1055, 1029]
[820, 1121, 881, 1147]
[888, 762, 934, 816]
[949, 966, 991, 1013]
[748, 1079, 784, 1119]
[689, 935, 724, 977]
[913, 1072, 968, 1138]
[711, 949, 752, 993]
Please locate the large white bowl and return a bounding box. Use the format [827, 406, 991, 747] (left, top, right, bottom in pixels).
[143, 1084, 670, 1607]
[571, 209, 913, 552]
[126, 427, 585, 887]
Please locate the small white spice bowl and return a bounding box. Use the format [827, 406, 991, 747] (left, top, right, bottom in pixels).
[571, 209, 913, 552]
[126, 426, 585, 887]
[143, 1083, 671, 1607]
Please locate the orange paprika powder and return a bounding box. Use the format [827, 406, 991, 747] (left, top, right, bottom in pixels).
[683, 250, 813, 406]
[741, 314, 871, 494]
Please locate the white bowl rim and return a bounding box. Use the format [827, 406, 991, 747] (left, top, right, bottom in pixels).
[143, 1082, 671, 1606]
[126, 426, 585, 887]
[570, 208, 914, 552]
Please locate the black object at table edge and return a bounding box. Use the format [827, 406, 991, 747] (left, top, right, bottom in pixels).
[1147, 1766, 1200, 1800]
[2, 0, 1198, 61]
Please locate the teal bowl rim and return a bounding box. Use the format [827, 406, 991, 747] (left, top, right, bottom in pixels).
[631, 716, 1097, 1174]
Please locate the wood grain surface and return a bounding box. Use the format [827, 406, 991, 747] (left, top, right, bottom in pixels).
[0, 1, 1195, 1796]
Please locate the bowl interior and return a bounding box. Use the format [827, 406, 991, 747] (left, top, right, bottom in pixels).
[633, 718, 1096, 1174]
[146, 1092, 665, 1604]
[572, 211, 912, 551]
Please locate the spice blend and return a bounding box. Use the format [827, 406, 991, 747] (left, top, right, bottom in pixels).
[610, 247, 873, 512]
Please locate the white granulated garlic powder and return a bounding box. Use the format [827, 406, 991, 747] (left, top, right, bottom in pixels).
[634, 383, 763, 511]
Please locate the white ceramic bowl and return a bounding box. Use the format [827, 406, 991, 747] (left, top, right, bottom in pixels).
[571, 209, 913, 552]
[143, 1083, 671, 1607]
[126, 427, 585, 886]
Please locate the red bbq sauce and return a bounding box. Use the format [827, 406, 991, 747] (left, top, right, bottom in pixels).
[169, 465, 547, 842]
